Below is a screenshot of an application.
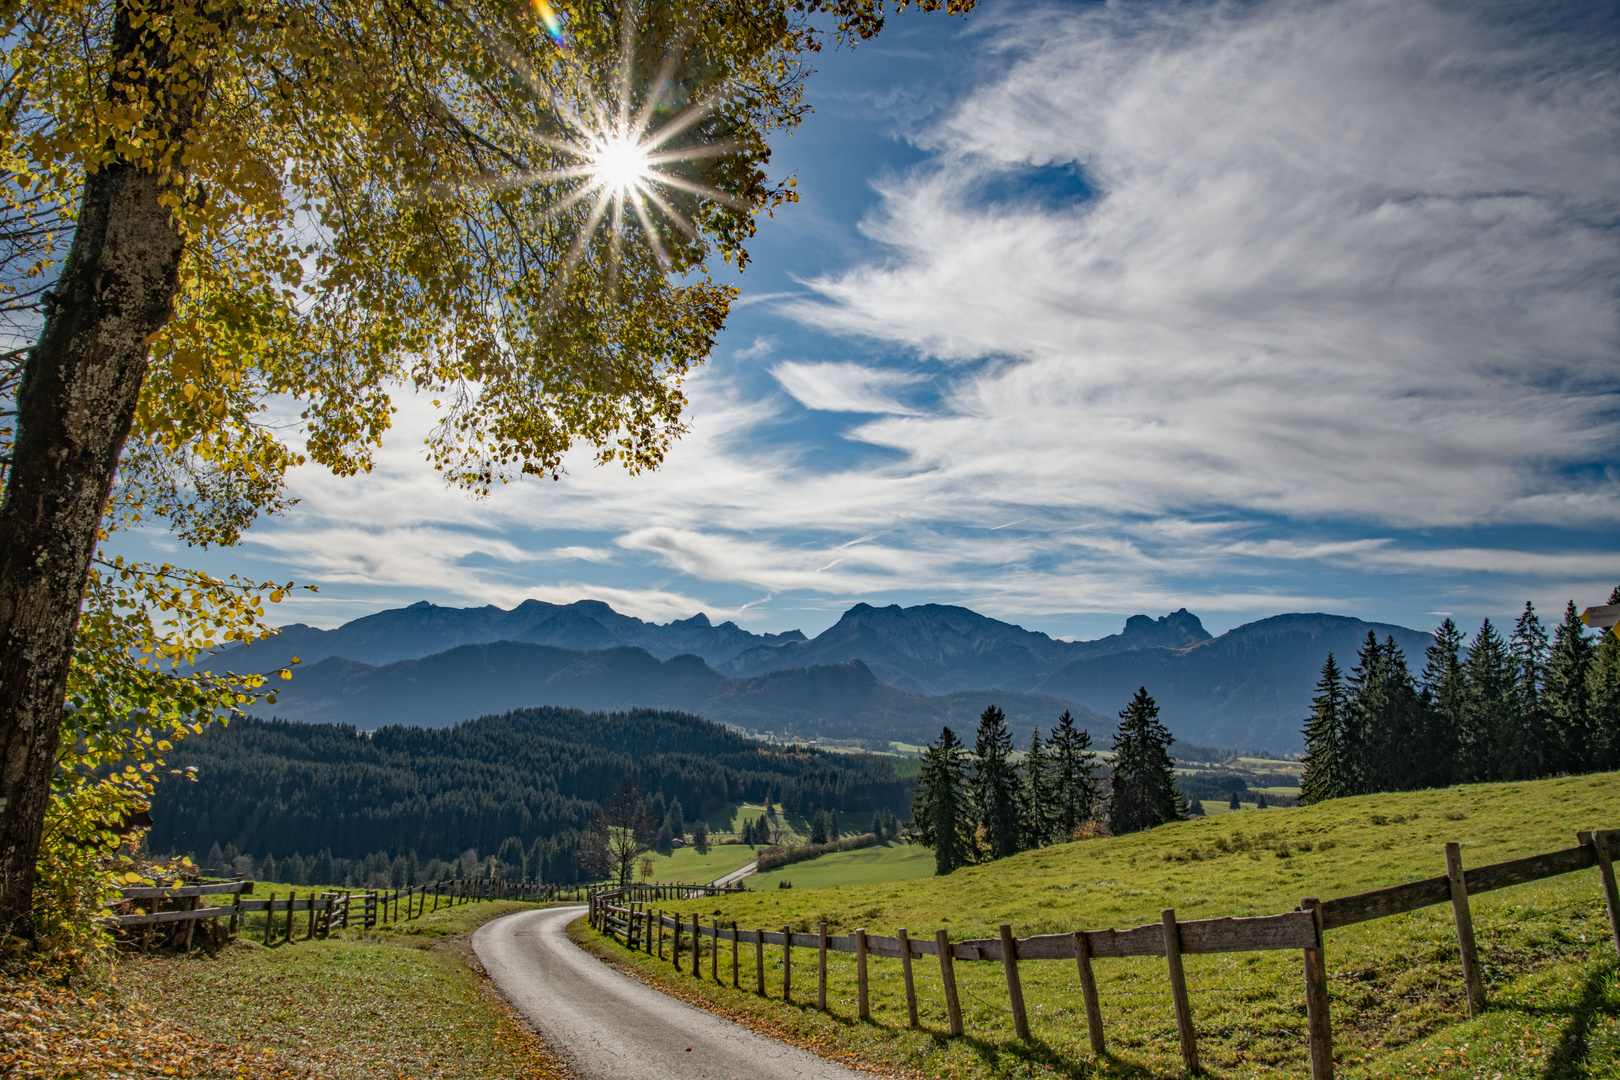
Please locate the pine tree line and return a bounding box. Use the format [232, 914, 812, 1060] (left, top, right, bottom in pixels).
[909, 693, 1184, 876]
[1301, 593, 1620, 802]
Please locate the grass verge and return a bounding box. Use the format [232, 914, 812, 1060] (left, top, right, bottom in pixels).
[2, 900, 571, 1079]
[586, 773, 1620, 1078]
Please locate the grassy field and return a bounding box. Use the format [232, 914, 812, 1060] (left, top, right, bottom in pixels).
[642, 843, 764, 883]
[5, 899, 569, 1080]
[753, 840, 937, 890]
[586, 772, 1620, 1079]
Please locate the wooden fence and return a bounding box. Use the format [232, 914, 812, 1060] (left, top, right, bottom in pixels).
[113, 877, 586, 949]
[589, 828, 1620, 1079]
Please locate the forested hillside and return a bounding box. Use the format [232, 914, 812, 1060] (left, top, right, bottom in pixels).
[149, 707, 912, 883]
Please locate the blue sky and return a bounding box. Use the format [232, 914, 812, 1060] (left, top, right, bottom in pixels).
[124, 0, 1620, 642]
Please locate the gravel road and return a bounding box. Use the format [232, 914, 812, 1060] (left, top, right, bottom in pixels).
[473, 905, 870, 1080]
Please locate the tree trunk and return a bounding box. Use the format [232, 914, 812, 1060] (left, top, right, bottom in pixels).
[0, 1, 210, 932]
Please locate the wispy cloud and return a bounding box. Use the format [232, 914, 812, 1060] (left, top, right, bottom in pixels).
[772, 361, 930, 415]
[148, 0, 1619, 639]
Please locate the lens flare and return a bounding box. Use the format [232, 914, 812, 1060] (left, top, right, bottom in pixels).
[532, 0, 564, 42]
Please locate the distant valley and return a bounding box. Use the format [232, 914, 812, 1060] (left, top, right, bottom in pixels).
[212, 598, 1434, 751]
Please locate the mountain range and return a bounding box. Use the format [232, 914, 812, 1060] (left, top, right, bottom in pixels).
[214, 599, 1435, 751]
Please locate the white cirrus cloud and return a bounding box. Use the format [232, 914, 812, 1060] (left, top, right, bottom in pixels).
[771, 361, 930, 415]
[789, 0, 1620, 529]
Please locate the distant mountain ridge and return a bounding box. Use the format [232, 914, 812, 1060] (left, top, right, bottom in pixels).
[216, 596, 1433, 752]
[719, 603, 1211, 693]
[1020, 613, 1435, 751]
[216, 597, 806, 672]
[245, 641, 1111, 745]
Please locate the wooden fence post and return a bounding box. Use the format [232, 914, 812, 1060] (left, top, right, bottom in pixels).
[856, 927, 870, 1020]
[692, 912, 701, 977]
[1073, 931, 1105, 1056]
[1300, 897, 1333, 1080]
[182, 895, 198, 953]
[783, 925, 792, 1002]
[936, 929, 963, 1036]
[1579, 830, 1620, 956]
[713, 920, 721, 981]
[756, 928, 766, 994]
[286, 892, 297, 944]
[732, 921, 740, 988]
[658, 909, 665, 960]
[264, 892, 276, 945]
[999, 924, 1030, 1039]
[1445, 842, 1487, 1016]
[307, 894, 317, 940]
[674, 913, 682, 972]
[818, 922, 829, 1010]
[898, 928, 918, 1028]
[1161, 909, 1200, 1074]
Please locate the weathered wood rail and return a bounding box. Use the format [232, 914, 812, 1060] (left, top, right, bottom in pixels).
[588, 828, 1620, 1079]
[112, 876, 586, 949]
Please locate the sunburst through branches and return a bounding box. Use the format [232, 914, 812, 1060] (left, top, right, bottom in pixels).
[469, 0, 765, 302]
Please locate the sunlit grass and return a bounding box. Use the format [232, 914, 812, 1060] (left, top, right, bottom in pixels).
[588, 772, 1620, 1078]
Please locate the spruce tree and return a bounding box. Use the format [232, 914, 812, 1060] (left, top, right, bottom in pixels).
[1587, 586, 1620, 771]
[1049, 710, 1100, 839]
[1460, 620, 1514, 783]
[1188, 797, 1205, 816]
[1256, 793, 1268, 810]
[1506, 602, 1551, 778]
[1300, 653, 1347, 804]
[1107, 688, 1185, 834]
[1419, 619, 1465, 787]
[1229, 791, 1241, 810]
[1341, 632, 1383, 794]
[971, 706, 1023, 860]
[910, 726, 971, 875]
[1345, 633, 1422, 792]
[1020, 728, 1059, 849]
[1544, 601, 1596, 774]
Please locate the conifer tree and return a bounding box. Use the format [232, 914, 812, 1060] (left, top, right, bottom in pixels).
[1587, 587, 1620, 771]
[1048, 710, 1099, 838]
[1256, 793, 1268, 810]
[910, 726, 971, 875]
[1188, 797, 1205, 816]
[1419, 619, 1465, 787]
[1341, 632, 1383, 794]
[1300, 654, 1347, 804]
[1460, 620, 1515, 783]
[1229, 791, 1241, 810]
[1344, 634, 1421, 792]
[1020, 728, 1059, 849]
[1544, 601, 1596, 774]
[1107, 688, 1185, 834]
[971, 706, 1023, 860]
[1506, 602, 1551, 777]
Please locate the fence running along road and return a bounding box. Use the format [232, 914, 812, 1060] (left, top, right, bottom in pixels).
[589, 827, 1620, 1079]
[112, 877, 588, 949]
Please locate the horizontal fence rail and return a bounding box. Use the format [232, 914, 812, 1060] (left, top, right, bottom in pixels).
[110, 876, 588, 949]
[587, 827, 1620, 1080]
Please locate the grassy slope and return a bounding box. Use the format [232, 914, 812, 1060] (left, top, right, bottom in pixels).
[753, 841, 937, 890]
[643, 843, 764, 883]
[589, 773, 1620, 1079]
[113, 900, 569, 1080]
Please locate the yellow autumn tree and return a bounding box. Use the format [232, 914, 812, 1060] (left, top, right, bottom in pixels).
[0, 0, 973, 938]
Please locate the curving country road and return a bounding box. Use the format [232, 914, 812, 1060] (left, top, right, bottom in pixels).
[474, 906, 870, 1080]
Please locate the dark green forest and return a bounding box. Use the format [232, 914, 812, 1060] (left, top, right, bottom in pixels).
[1300, 598, 1620, 801]
[150, 706, 913, 884]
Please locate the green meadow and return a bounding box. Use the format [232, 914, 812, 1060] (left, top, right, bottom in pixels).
[587, 772, 1620, 1078]
[752, 840, 937, 890]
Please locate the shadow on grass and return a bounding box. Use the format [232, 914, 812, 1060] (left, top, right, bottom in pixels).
[1540, 958, 1618, 1080]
